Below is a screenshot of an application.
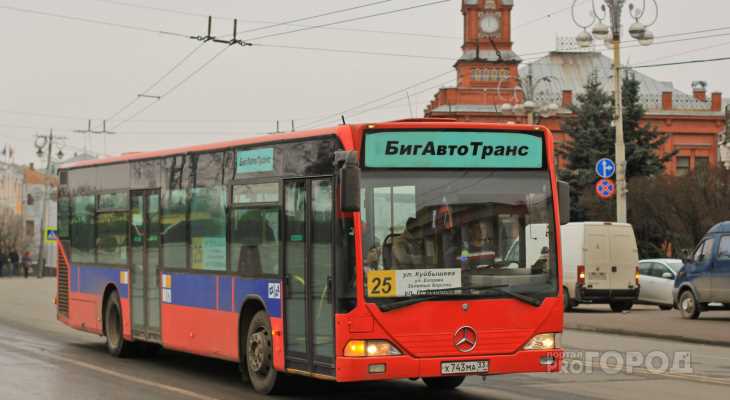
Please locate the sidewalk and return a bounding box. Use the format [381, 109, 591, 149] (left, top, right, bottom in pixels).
[565, 304, 730, 346]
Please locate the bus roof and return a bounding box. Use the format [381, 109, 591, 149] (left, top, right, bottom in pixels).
[59, 120, 549, 171]
[59, 126, 338, 170]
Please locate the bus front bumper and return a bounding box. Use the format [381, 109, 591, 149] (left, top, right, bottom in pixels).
[335, 348, 563, 382]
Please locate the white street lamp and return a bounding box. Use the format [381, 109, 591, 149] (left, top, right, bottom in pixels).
[571, 0, 659, 224]
[498, 64, 563, 125]
[576, 30, 593, 48]
[639, 30, 654, 46]
[592, 22, 610, 41]
[628, 21, 646, 40]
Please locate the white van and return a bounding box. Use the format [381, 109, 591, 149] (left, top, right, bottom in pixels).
[561, 222, 640, 312]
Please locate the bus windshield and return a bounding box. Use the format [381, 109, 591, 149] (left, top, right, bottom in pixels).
[360, 169, 557, 303]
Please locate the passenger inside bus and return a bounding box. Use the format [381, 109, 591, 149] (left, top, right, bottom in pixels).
[392, 217, 424, 268]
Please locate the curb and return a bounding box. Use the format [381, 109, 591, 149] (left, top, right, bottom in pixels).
[565, 324, 730, 347]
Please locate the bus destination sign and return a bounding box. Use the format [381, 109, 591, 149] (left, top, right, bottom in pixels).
[236, 148, 274, 174]
[364, 131, 543, 169]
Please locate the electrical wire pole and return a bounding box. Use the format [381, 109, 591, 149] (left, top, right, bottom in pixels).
[34, 130, 66, 278]
[610, 24, 627, 223]
[571, 0, 658, 223]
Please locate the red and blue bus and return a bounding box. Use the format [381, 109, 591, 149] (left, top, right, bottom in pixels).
[55, 119, 568, 394]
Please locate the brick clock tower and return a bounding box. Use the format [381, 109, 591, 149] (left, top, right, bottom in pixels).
[426, 0, 522, 115]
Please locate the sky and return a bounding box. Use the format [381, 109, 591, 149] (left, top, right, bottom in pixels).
[1, 0, 729, 167]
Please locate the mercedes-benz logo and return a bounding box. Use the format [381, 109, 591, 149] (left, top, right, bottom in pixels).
[453, 326, 477, 353]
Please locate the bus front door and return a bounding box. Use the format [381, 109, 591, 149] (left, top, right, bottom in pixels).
[283, 178, 335, 377]
[130, 190, 162, 341]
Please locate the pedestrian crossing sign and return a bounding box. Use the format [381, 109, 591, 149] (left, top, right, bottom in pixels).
[45, 227, 58, 243]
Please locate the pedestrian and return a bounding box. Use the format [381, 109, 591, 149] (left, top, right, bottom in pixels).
[9, 249, 19, 277]
[0, 251, 6, 278]
[21, 251, 32, 279]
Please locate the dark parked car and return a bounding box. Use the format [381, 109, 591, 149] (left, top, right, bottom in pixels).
[674, 221, 730, 319]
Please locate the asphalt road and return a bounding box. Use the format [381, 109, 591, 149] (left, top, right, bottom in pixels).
[1, 279, 730, 399]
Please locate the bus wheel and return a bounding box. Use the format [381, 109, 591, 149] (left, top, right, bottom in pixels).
[423, 376, 465, 390]
[246, 311, 284, 394]
[679, 290, 701, 319]
[104, 291, 133, 358]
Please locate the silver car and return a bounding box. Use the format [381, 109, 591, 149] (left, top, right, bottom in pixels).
[638, 259, 684, 310]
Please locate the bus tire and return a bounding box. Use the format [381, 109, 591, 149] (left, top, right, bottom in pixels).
[245, 310, 284, 394]
[423, 376, 465, 390]
[104, 291, 133, 358]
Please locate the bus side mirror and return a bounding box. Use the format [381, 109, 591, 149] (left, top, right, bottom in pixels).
[335, 151, 361, 212]
[558, 180, 570, 225]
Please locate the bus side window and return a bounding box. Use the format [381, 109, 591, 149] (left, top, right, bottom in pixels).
[231, 182, 281, 276]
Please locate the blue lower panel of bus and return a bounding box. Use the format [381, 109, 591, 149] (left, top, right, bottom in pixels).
[164, 273, 281, 317]
[69, 265, 281, 317]
[71, 265, 129, 298]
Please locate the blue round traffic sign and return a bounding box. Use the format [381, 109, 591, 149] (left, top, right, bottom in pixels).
[595, 158, 616, 179]
[595, 178, 616, 200]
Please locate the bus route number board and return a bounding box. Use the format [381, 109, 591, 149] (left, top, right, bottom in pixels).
[366, 268, 461, 298]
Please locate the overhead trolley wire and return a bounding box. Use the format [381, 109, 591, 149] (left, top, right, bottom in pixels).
[104, 42, 207, 125]
[300, 69, 454, 129]
[94, 0, 459, 40]
[236, 0, 395, 35]
[243, 0, 453, 42]
[0, 4, 188, 37]
[627, 55, 730, 70]
[109, 44, 232, 131]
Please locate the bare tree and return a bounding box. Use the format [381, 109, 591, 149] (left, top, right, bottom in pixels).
[0, 208, 32, 255]
[580, 167, 730, 258]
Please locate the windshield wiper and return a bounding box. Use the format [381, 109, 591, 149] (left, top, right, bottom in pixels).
[378, 284, 542, 312]
[379, 296, 442, 312]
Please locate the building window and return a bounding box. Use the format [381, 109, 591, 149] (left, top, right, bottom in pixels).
[471, 67, 510, 82]
[25, 221, 34, 237]
[695, 156, 709, 171]
[676, 157, 690, 176]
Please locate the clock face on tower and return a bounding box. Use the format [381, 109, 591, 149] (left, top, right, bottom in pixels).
[479, 13, 500, 35]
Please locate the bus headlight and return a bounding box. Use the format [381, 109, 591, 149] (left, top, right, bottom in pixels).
[523, 333, 560, 350]
[344, 340, 402, 357]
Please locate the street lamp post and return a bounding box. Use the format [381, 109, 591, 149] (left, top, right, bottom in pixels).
[34, 130, 66, 278]
[499, 63, 561, 125]
[571, 0, 658, 223]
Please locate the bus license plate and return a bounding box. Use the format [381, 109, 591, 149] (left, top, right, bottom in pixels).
[441, 360, 489, 375]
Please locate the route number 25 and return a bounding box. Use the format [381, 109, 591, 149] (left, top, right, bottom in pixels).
[367, 271, 396, 297]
